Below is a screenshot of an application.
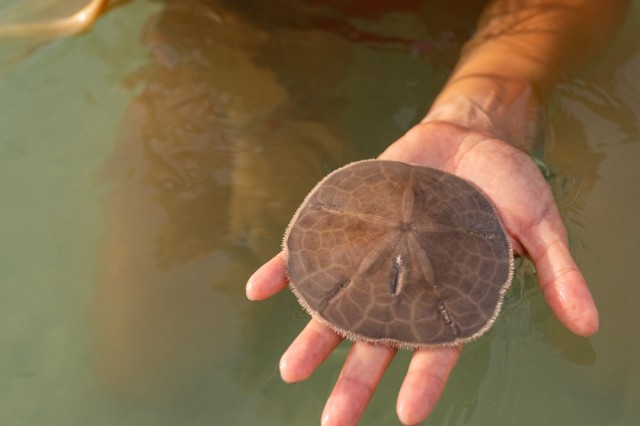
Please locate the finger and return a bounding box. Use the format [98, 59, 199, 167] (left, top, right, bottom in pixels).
[396, 346, 461, 425]
[245, 252, 288, 301]
[321, 342, 396, 426]
[279, 319, 343, 383]
[520, 209, 599, 336]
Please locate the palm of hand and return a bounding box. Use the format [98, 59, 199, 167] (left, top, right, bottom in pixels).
[246, 121, 598, 425]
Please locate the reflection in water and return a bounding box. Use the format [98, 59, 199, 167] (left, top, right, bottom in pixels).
[95, 0, 351, 402]
[95, 0, 411, 405]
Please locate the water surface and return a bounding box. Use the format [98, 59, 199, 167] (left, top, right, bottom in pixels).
[1, 1, 639, 425]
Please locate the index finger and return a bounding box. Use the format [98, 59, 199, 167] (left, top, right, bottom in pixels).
[246, 252, 289, 301]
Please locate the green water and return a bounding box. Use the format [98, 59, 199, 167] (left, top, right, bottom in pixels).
[1, 1, 639, 425]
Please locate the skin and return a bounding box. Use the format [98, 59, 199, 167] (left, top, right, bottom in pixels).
[247, 0, 629, 424]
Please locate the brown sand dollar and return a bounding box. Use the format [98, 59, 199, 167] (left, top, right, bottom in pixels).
[283, 160, 514, 348]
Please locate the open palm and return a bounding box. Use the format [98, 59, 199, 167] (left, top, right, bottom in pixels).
[246, 120, 598, 425]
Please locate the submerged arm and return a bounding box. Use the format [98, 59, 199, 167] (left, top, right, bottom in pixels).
[426, 0, 630, 151]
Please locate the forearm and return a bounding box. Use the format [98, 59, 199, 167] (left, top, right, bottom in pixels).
[425, 0, 629, 151]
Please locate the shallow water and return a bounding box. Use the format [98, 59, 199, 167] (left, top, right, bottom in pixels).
[1, 1, 639, 425]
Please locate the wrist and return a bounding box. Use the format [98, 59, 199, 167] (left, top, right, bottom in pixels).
[423, 75, 543, 152]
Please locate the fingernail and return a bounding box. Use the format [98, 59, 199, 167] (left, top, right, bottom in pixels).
[397, 401, 419, 426]
[280, 351, 302, 384]
[245, 274, 256, 301]
[321, 410, 332, 426]
[279, 355, 293, 383]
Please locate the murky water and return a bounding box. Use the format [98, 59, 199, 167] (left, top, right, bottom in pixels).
[1, 1, 639, 425]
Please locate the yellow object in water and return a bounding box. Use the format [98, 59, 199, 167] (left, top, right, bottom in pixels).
[0, 0, 107, 39]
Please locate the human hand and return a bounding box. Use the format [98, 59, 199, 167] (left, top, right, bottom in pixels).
[246, 120, 599, 425]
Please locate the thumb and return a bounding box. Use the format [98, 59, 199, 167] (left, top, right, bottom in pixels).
[519, 206, 599, 337]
